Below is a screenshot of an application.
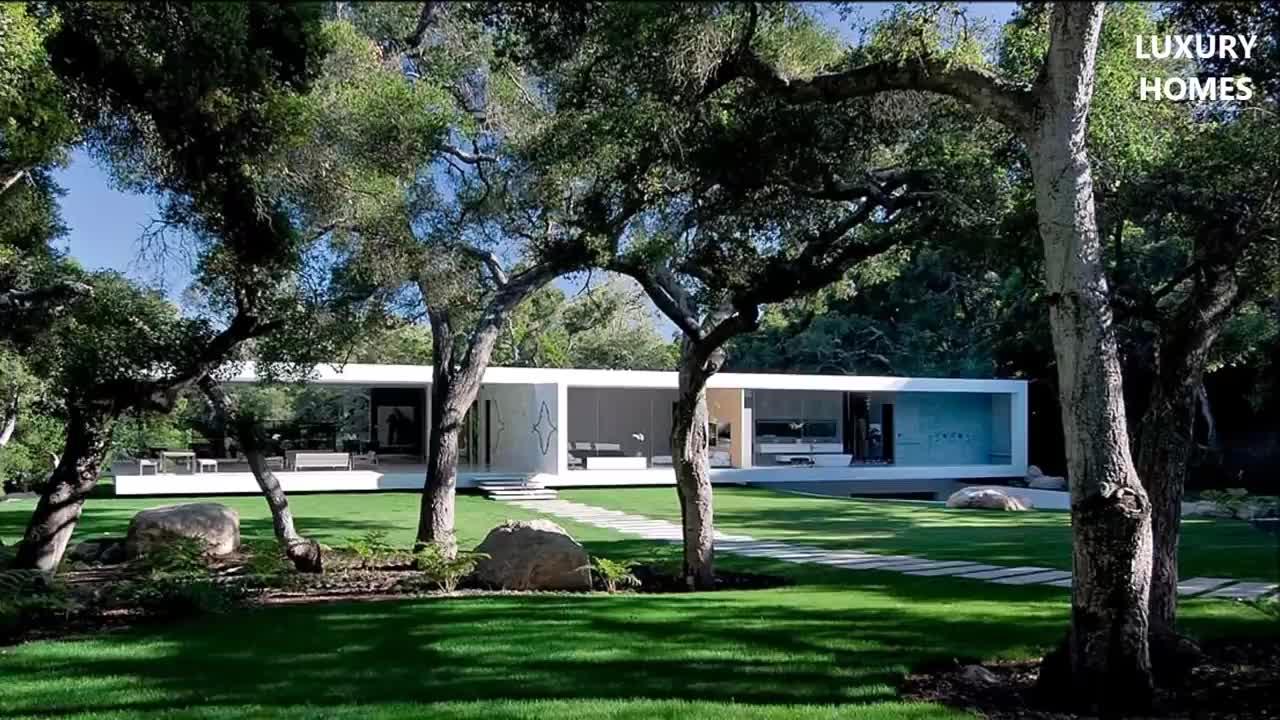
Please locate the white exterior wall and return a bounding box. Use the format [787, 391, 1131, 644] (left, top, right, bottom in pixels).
[531, 383, 563, 475]
[478, 384, 544, 473]
[106, 365, 1035, 496]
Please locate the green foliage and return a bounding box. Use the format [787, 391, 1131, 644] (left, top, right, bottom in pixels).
[110, 574, 248, 618]
[590, 557, 639, 593]
[112, 535, 249, 617]
[641, 545, 686, 578]
[0, 568, 78, 640]
[1200, 490, 1280, 521]
[138, 536, 212, 577]
[1247, 597, 1280, 623]
[344, 530, 396, 568]
[861, 2, 990, 66]
[411, 545, 487, 593]
[493, 279, 678, 370]
[111, 399, 203, 459]
[0, 4, 77, 174]
[21, 272, 190, 407]
[347, 324, 434, 365]
[0, 350, 64, 491]
[240, 540, 294, 581]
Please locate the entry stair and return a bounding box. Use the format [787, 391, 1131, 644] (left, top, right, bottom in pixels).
[477, 476, 559, 502]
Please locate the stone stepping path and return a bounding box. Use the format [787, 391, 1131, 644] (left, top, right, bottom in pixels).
[511, 499, 1278, 601]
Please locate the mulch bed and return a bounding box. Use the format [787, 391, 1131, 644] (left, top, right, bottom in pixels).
[629, 564, 791, 593]
[902, 636, 1280, 719]
[3, 560, 790, 647]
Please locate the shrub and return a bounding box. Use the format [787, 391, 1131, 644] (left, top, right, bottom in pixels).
[0, 569, 80, 640]
[110, 575, 249, 617]
[642, 545, 685, 577]
[239, 540, 298, 589]
[411, 545, 487, 593]
[1248, 597, 1280, 622]
[344, 530, 396, 568]
[139, 536, 212, 576]
[590, 557, 640, 593]
[115, 536, 252, 617]
[1202, 489, 1280, 521]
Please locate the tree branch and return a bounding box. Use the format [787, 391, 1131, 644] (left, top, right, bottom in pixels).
[1, 168, 27, 197]
[714, 49, 1035, 130]
[0, 279, 94, 332]
[610, 260, 704, 341]
[0, 391, 16, 448]
[457, 244, 509, 287]
[441, 144, 497, 165]
[404, 1, 439, 50]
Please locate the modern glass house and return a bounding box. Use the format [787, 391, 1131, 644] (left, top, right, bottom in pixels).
[112, 364, 1029, 496]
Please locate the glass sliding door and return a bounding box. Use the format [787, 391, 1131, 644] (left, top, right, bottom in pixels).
[458, 404, 482, 469]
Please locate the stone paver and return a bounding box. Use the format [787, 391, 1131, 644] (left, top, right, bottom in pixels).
[831, 556, 920, 570]
[991, 569, 1072, 586]
[884, 559, 962, 572]
[513, 499, 1256, 599]
[951, 566, 1052, 581]
[902, 562, 993, 577]
[1177, 577, 1237, 597]
[1206, 582, 1279, 600]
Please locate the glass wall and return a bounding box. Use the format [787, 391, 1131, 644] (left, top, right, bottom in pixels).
[566, 387, 677, 469]
[750, 389, 893, 467]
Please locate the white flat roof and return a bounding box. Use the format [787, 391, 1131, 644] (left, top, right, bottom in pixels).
[229, 362, 1025, 394]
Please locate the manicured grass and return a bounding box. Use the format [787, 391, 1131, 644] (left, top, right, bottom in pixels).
[0, 490, 1274, 719]
[0, 492, 611, 555]
[560, 487, 1280, 582]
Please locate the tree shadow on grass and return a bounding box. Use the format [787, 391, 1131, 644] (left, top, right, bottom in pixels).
[0, 564, 1073, 719]
[572, 487, 1277, 581]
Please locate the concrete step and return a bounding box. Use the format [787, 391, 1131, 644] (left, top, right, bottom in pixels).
[478, 481, 545, 490]
[487, 490, 560, 501]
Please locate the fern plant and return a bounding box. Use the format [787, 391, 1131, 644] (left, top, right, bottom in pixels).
[1248, 597, 1280, 622]
[412, 545, 487, 592]
[0, 569, 78, 639]
[591, 557, 640, 593]
[345, 530, 396, 569]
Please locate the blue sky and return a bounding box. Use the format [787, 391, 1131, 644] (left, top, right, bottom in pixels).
[53, 2, 1017, 303]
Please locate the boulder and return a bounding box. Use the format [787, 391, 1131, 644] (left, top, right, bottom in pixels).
[473, 519, 591, 591]
[959, 664, 1001, 686]
[1182, 501, 1234, 519]
[946, 486, 1032, 512]
[125, 503, 240, 558]
[68, 538, 128, 565]
[1028, 474, 1067, 491]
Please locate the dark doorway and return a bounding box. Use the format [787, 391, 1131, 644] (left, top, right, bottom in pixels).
[369, 387, 425, 458]
[881, 403, 895, 463]
[484, 399, 492, 467]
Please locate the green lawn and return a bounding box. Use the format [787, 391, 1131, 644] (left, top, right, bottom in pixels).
[0, 492, 604, 555]
[0, 490, 1274, 719]
[562, 487, 1280, 582]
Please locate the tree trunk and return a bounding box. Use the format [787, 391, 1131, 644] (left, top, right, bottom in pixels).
[0, 392, 15, 448]
[13, 405, 115, 572]
[414, 269, 558, 557]
[1134, 240, 1237, 665]
[1030, 3, 1153, 711]
[1, 168, 25, 197]
[199, 377, 321, 572]
[1134, 379, 1203, 682]
[672, 344, 715, 589]
[418, 363, 464, 557]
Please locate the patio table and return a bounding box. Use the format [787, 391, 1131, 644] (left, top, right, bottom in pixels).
[159, 450, 196, 474]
